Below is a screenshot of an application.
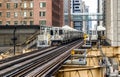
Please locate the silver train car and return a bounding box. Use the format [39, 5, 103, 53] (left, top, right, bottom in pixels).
[37, 26, 51, 47]
[37, 25, 83, 47]
[50, 25, 83, 45]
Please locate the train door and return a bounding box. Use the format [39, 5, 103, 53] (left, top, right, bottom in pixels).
[90, 30, 98, 43]
[37, 26, 51, 47]
[50, 27, 64, 45]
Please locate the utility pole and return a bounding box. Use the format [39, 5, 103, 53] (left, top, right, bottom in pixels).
[11, 26, 17, 55]
[68, 0, 71, 27]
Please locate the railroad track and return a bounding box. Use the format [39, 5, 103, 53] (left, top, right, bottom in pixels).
[0, 46, 55, 64]
[0, 40, 83, 77]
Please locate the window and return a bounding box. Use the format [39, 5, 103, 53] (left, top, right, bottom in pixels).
[6, 12, 10, 18]
[39, 20, 46, 25]
[50, 30, 53, 35]
[14, 21, 18, 25]
[6, 3, 10, 9]
[30, 21, 34, 25]
[20, 21, 27, 25]
[40, 2, 46, 8]
[0, 12, 2, 17]
[14, 12, 18, 17]
[0, 3, 2, 7]
[24, 12, 27, 17]
[59, 30, 63, 35]
[14, 3, 18, 8]
[30, 11, 33, 17]
[24, 2, 27, 8]
[30, 2, 33, 8]
[0, 21, 2, 25]
[20, 3, 22, 7]
[6, 21, 10, 25]
[23, 21, 27, 25]
[39, 11, 46, 17]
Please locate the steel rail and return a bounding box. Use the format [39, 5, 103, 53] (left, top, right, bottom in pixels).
[41, 41, 83, 77]
[0, 46, 57, 75]
[5, 46, 66, 77]
[0, 41, 77, 76]
[0, 40, 83, 77]
[26, 40, 83, 77]
[0, 47, 51, 64]
[6, 40, 79, 77]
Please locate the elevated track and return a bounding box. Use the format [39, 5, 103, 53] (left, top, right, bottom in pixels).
[0, 40, 83, 77]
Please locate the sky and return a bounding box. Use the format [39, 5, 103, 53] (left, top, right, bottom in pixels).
[82, 0, 97, 13]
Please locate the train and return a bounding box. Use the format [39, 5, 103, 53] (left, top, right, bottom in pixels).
[89, 29, 98, 43]
[37, 25, 84, 47]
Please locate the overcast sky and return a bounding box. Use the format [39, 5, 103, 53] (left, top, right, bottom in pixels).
[82, 0, 98, 29]
[82, 0, 97, 13]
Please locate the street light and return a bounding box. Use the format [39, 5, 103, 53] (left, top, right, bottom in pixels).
[11, 26, 17, 55]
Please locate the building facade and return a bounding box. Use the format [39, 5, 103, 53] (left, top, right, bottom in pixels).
[72, 0, 83, 31]
[21, 0, 34, 25]
[104, 0, 120, 46]
[0, 0, 24, 25]
[64, 0, 89, 32]
[97, 0, 104, 26]
[0, 0, 63, 27]
[34, 0, 63, 26]
[71, 0, 82, 13]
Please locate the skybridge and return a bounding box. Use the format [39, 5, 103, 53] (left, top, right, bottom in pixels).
[64, 13, 103, 21]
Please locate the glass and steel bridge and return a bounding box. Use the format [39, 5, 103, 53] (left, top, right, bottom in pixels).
[64, 13, 103, 21]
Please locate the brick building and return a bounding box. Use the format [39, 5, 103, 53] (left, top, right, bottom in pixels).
[34, 0, 63, 26]
[0, 0, 63, 27]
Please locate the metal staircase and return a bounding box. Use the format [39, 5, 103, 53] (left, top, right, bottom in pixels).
[21, 30, 40, 51]
[98, 41, 119, 77]
[24, 39, 37, 50]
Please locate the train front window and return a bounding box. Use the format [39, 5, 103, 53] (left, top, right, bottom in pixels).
[55, 30, 58, 34]
[59, 30, 63, 35]
[50, 30, 53, 35]
[89, 31, 92, 35]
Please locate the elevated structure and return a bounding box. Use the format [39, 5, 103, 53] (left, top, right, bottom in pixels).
[64, 0, 89, 32]
[97, 0, 104, 26]
[0, 25, 40, 46]
[64, 13, 103, 21]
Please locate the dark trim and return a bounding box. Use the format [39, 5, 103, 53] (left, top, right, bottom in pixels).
[0, 25, 40, 29]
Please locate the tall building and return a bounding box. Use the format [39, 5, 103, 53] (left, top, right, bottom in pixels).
[64, 0, 69, 25]
[82, 2, 89, 33]
[21, 0, 34, 25]
[64, 0, 89, 32]
[0, 0, 24, 25]
[71, 0, 82, 13]
[104, 0, 120, 46]
[72, 0, 83, 31]
[34, 0, 63, 26]
[0, 0, 63, 27]
[97, 0, 104, 26]
[85, 6, 91, 34]
[64, 0, 68, 13]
